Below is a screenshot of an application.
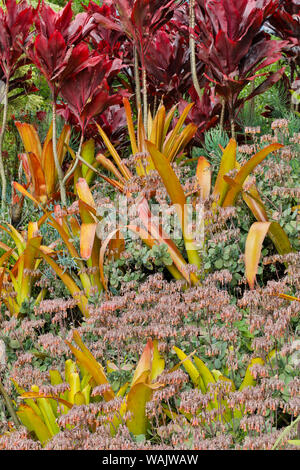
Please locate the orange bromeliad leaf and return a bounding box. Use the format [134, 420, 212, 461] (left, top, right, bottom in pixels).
[223, 143, 283, 207]
[56, 124, 71, 166]
[245, 221, 271, 289]
[273, 293, 300, 302]
[27, 152, 47, 203]
[123, 98, 138, 155]
[66, 331, 114, 402]
[76, 178, 97, 260]
[15, 122, 42, 160]
[145, 141, 201, 270]
[78, 200, 97, 260]
[242, 184, 269, 222]
[13, 181, 45, 211]
[195, 156, 211, 200]
[96, 153, 125, 185]
[76, 178, 96, 208]
[41, 139, 56, 197]
[130, 339, 153, 387]
[96, 123, 132, 180]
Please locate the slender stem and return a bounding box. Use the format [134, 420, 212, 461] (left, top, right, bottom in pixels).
[189, 0, 202, 101]
[231, 119, 236, 139]
[63, 132, 84, 185]
[134, 46, 141, 111]
[137, 35, 148, 135]
[142, 64, 148, 136]
[229, 97, 236, 139]
[0, 377, 20, 428]
[52, 100, 67, 207]
[249, 79, 255, 123]
[220, 97, 225, 130]
[0, 79, 9, 210]
[153, 95, 158, 116]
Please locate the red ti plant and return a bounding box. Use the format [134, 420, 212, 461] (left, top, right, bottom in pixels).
[145, 28, 201, 109]
[27, 0, 96, 207]
[92, 0, 181, 131]
[59, 53, 125, 189]
[178, 84, 221, 146]
[194, 0, 289, 135]
[267, 0, 300, 82]
[0, 0, 34, 208]
[85, 1, 127, 58]
[0, 69, 38, 105]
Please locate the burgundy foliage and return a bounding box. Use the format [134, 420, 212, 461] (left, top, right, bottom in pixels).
[0, 0, 34, 79]
[27, 1, 96, 98]
[145, 28, 197, 108]
[178, 84, 221, 144]
[85, 1, 127, 58]
[57, 102, 127, 153]
[194, 0, 289, 120]
[0, 69, 38, 103]
[60, 53, 125, 133]
[92, 0, 181, 61]
[267, 0, 300, 76]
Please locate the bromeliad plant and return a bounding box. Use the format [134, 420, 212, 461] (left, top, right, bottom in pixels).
[15, 120, 71, 205]
[13, 356, 93, 446]
[96, 97, 197, 186]
[12, 178, 101, 318]
[192, 138, 294, 284]
[14, 331, 165, 446]
[86, 97, 202, 286]
[171, 346, 265, 429]
[0, 206, 92, 318]
[0, 216, 52, 316]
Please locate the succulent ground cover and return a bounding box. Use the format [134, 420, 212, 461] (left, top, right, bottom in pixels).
[0, 0, 299, 451]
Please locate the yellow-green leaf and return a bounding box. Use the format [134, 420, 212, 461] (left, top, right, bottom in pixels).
[223, 143, 283, 207]
[239, 358, 265, 390]
[245, 222, 271, 289]
[17, 405, 51, 446]
[212, 139, 237, 206]
[173, 346, 199, 387]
